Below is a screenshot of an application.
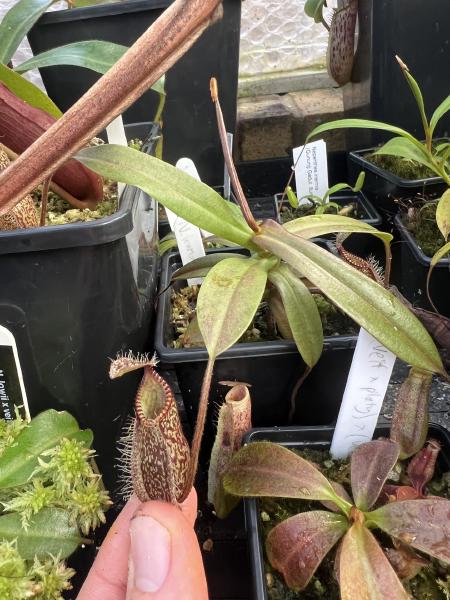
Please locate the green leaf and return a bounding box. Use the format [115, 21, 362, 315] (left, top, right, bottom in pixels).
[158, 234, 178, 256]
[350, 440, 400, 511]
[0, 508, 84, 559]
[15, 41, 165, 97]
[171, 252, 240, 281]
[268, 264, 323, 367]
[253, 220, 444, 375]
[286, 186, 299, 208]
[284, 214, 392, 247]
[266, 511, 348, 591]
[0, 0, 55, 64]
[306, 118, 422, 150]
[427, 240, 450, 303]
[373, 137, 436, 174]
[0, 63, 62, 118]
[197, 257, 269, 359]
[0, 410, 92, 489]
[223, 442, 349, 509]
[430, 94, 450, 137]
[324, 182, 353, 199]
[339, 523, 409, 600]
[304, 0, 326, 22]
[369, 499, 450, 564]
[397, 58, 429, 140]
[436, 188, 450, 240]
[76, 145, 254, 248]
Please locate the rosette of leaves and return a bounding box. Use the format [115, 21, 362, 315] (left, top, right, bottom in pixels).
[224, 438, 450, 598]
[0, 409, 111, 598]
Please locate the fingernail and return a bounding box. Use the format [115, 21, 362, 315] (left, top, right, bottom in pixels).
[130, 515, 171, 592]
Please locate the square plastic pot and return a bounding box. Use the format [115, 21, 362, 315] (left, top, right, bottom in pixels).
[244, 423, 450, 600]
[394, 213, 450, 317]
[348, 147, 447, 227]
[0, 122, 159, 492]
[154, 247, 358, 453]
[28, 0, 242, 187]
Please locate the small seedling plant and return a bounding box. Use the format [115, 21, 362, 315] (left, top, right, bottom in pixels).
[283, 171, 365, 216]
[224, 437, 450, 598]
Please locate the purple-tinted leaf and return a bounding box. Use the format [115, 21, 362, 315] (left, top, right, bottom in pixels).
[407, 439, 441, 496]
[351, 439, 400, 511]
[266, 511, 348, 590]
[223, 442, 349, 509]
[339, 523, 409, 600]
[321, 481, 352, 513]
[369, 499, 450, 564]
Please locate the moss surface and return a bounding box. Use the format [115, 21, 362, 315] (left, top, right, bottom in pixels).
[365, 152, 436, 180]
[279, 201, 359, 224]
[401, 201, 446, 257]
[260, 449, 450, 599]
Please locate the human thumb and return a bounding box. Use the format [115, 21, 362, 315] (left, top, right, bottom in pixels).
[126, 497, 208, 600]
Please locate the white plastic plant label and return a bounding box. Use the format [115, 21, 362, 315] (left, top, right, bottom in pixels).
[164, 158, 206, 286]
[293, 140, 329, 205]
[330, 328, 396, 459]
[175, 158, 212, 239]
[223, 132, 233, 200]
[0, 325, 30, 422]
[106, 115, 128, 196]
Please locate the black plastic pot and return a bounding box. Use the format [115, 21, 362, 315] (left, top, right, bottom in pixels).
[244, 423, 450, 600]
[154, 248, 358, 451]
[394, 213, 450, 317]
[0, 122, 159, 493]
[277, 191, 383, 257]
[28, 0, 241, 187]
[348, 148, 447, 225]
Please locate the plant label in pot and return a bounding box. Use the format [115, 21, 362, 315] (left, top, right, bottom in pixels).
[293, 140, 329, 203]
[330, 328, 396, 459]
[0, 324, 29, 421]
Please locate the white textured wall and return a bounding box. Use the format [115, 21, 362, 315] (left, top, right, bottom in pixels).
[239, 0, 329, 78]
[1, 0, 328, 86]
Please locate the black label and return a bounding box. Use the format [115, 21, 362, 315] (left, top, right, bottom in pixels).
[0, 345, 25, 421]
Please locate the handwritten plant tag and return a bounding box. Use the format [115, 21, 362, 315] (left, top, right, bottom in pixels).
[0, 325, 30, 422]
[163, 159, 206, 285]
[175, 158, 212, 239]
[106, 115, 128, 197]
[293, 140, 329, 205]
[330, 328, 396, 459]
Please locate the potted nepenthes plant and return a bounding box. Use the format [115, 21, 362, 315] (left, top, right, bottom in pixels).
[0, 408, 111, 599]
[326, 57, 450, 224]
[0, 0, 166, 491]
[224, 424, 450, 599]
[0, 3, 446, 581]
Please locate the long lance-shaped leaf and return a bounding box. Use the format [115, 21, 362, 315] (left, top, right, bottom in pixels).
[436, 188, 450, 241]
[430, 94, 450, 138]
[368, 499, 450, 564]
[339, 523, 409, 600]
[171, 253, 240, 281]
[254, 220, 444, 375]
[284, 214, 392, 251]
[223, 442, 351, 513]
[0, 63, 62, 118]
[77, 145, 253, 248]
[269, 263, 323, 367]
[0, 508, 84, 560]
[266, 511, 348, 591]
[306, 118, 424, 152]
[0, 0, 223, 216]
[351, 440, 400, 511]
[15, 40, 166, 97]
[427, 241, 450, 310]
[373, 137, 436, 174]
[197, 257, 270, 359]
[396, 57, 429, 143]
[0, 0, 55, 64]
[0, 410, 92, 489]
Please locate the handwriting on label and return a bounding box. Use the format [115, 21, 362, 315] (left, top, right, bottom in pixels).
[330, 328, 396, 459]
[293, 140, 329, 204]
[0, 326, 30, 422]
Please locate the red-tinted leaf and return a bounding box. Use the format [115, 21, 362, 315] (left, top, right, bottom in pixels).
[385, 543, 428, 581]
[369, 499, 450, 564]
[351, 439, 400, 511]
[266, 511, 348, 590]
[223, 442, 348, 509]
[339, 523, 409, 600]
[407, 439, 441, 496]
